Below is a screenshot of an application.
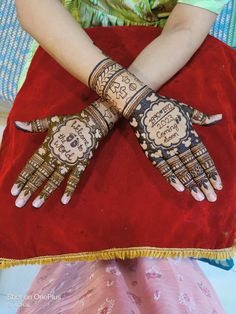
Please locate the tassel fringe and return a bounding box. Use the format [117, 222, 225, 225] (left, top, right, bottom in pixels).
[1, 245, 236, 269]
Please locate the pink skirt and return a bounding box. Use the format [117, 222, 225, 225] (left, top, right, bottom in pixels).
[17, 257, 225, 313]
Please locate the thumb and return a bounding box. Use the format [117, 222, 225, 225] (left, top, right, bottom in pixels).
[190, 108, 223, 126]
[14, 117, 50, 133]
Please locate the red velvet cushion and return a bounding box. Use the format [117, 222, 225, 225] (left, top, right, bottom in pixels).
[0, 26, 235, 266]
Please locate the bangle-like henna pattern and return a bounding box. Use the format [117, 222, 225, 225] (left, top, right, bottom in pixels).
[88, 58, 222, 201]
[88, 58, 151, 118]
[12, 100, 120, 207]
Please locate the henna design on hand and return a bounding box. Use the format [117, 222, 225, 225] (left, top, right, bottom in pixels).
[31, 118, 50, 133]
[191, 109, 209, 125]
[129, 92, 221, 201]
[12, 58, 222, 207]
[12, 100, 120, 208]
[89, 58, 223, 202]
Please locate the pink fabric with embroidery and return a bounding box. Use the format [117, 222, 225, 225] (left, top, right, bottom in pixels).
[17, 258, 225, 314]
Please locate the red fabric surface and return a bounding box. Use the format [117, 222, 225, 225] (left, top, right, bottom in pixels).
[0, 26, 236, 261]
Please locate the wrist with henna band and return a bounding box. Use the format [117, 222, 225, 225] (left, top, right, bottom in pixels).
[88, 57, 222, 202]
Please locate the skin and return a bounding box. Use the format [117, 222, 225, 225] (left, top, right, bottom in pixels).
[15, 0, 217, 90]
[13, 0, 223, 207]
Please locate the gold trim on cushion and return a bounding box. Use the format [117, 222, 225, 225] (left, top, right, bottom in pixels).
[1, 244, 235, 269]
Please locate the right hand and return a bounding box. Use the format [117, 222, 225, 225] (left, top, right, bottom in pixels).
[89, 58, 223, 203]
[129, 91, 223, 202]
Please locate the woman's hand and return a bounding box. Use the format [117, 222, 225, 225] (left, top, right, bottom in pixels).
[129, 92, 222, 202]
[13, 0, 223, 207]
[11, 93, 221, 208]
[11, 100, 120, 208]
[89, 58, 223, 202]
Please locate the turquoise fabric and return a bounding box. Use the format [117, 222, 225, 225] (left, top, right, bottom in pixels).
[178, 0, 229, 14]
[210, 0, 236, 48]
[0, 0, 34, 104]
[197, 258, 234, 270]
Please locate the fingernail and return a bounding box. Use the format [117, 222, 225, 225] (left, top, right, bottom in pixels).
[32, 196, 44, 208]
[15, 121, 32, 132]
[15, 198, 26, 208]
[215, 183, 223, 190]
[11, 184, 21, 196]
[61, 195, 71, 205]
[208, 193, 217, 202]
[177, 185, 185, 192]
[196, 193, 205, 201]
[192, 190, 205, 201]
[215, 114, 223, 120]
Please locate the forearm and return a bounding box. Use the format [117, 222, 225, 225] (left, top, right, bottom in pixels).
[15, 0, 105, 85]
[129, 4, 217, 89]
[15, 0, 216, 91]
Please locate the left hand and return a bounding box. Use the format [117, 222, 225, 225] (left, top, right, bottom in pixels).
[11, 102, 117, 208]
